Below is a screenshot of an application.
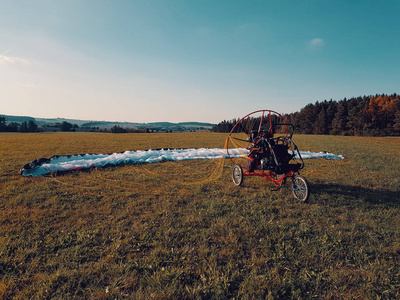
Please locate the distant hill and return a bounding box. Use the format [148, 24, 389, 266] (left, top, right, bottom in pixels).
[35, 117, 98, 126]
[178, 122, 216, 127]
[80, 121, 215, 131]
[3, 115, 36, 123]
[80, 121, 142, 129]
[1, 114, 215, 132]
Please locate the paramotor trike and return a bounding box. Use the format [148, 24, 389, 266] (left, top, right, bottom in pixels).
[226, 110, 310, 202]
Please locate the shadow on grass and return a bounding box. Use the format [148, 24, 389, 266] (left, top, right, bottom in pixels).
[311, 183, 400, 207]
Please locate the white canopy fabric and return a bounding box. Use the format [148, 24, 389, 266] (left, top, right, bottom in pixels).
[21, 148, 344, 177]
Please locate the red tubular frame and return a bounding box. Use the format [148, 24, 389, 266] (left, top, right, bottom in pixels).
[242, 169, 295, 187]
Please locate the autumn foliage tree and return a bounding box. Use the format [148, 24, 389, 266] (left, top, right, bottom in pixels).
[288, 94, 400, 136]
[212, 94, 400, 136]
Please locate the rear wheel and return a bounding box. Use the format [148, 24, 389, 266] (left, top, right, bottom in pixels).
[292, 175, 309, 202]
[232, 164, 244, 186]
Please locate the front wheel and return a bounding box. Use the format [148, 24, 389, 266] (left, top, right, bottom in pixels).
[291, 175, 309, 202]
[232, 164, 244, 186]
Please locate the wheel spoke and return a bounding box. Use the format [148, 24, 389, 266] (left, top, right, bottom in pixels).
[232, 165, 243, 186]
[292, 175, 309, 202]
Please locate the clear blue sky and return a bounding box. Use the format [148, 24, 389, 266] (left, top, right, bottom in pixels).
[1, 0, 399, 123]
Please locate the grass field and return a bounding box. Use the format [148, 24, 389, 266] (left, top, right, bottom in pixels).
[1, 132, 399, 299]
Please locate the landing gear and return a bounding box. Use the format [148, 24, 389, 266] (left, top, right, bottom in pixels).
[291, 175, 310, 202]
[232, 164, 244, 186]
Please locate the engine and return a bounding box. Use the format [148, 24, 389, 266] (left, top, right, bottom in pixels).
[245, 151, 276, 172]
[259, 156, 273, 170]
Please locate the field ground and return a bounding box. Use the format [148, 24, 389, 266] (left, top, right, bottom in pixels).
[1, 132, 399, 299]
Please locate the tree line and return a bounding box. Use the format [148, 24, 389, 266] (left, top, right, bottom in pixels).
[110, 125, 149, 133]
[0, 116, 39, 132]
[212, 94, 400, 136]
[0, 117, 81, 132]
[0, 117, 156, 133]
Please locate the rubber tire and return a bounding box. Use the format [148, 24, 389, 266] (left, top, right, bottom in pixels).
[292, 175, 310, 202]
[232, 164, 244, 186]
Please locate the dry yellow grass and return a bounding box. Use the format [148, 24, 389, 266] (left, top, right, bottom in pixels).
[1, 132, 399, 299]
